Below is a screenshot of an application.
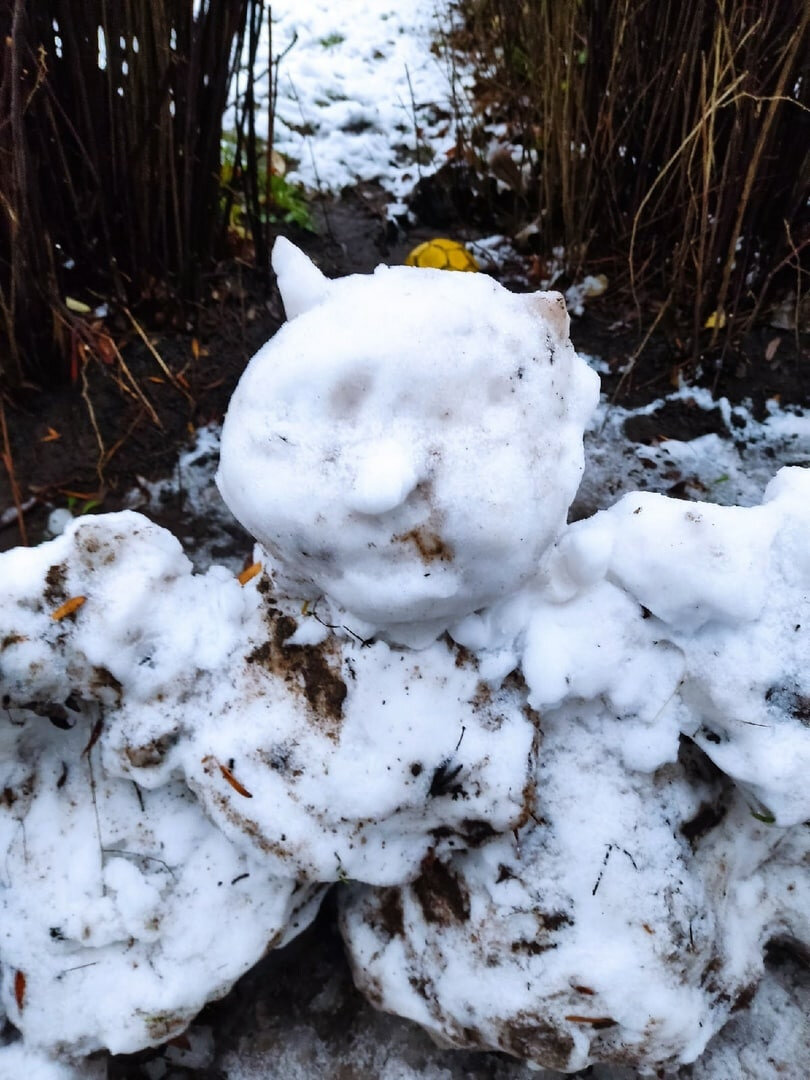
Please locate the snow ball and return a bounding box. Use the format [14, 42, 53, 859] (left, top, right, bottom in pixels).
[340, 709, 777, 1074]
[578, 493, 780, 632]
[45, 508, 74, 539]
[0, 518, 325, 1057]
[217, 241, 599, 636]
[527, 466, 810, 822]
[0, 714, 320, 1057]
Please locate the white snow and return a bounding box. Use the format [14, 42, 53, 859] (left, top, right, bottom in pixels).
[341, 453, 810, 1072]
[0, 0, 805, 1071]
[5, 0, 810, 1059]
[233, 0, 471, 199]
[218, 241, 598, 640]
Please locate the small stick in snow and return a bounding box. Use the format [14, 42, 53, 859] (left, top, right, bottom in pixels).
[55, 962, 100, 981]
[591, 844, 613, 896]
[0, 400, 28, 546]
[13, 969, 25, 1011]
[203, 756, 253, 799]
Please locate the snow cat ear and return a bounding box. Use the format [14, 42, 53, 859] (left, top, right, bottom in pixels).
[526, 290, 570, 341]
[271, 237, 330, 320]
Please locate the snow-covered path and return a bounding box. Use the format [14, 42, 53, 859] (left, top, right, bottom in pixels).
[235, 0, 470, 202]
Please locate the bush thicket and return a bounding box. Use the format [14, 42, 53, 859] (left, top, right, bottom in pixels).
[0, 0, 266, 388]
[459, 0, 809, 349]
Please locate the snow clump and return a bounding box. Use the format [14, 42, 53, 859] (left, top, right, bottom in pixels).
[0, 504, 535, 1058]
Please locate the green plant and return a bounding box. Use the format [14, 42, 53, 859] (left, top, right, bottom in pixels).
[221, 132, 315, 234]
[319, 32, 345, 49]
[66, 496, 102, 516]
[269, 174, 315, 230]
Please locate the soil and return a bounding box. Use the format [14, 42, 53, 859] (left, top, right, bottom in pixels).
[1, 187, 808, 1079]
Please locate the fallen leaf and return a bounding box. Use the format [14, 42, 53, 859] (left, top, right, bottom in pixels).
[210, 758, 253, 799]
[95, 334, 116, 365]
[237, 561, 262, 586]
[565, 1015, 617, 1029]
[65, 296, 92, 314]
[51, 596, 86, 621]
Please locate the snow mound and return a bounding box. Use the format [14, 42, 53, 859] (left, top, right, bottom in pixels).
[217, 239, 599, 642]
[0, 518, 322, 1056]
[342, 723, 737, 1072]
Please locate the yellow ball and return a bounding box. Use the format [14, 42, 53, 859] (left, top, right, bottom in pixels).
[405, 238, 479, 272]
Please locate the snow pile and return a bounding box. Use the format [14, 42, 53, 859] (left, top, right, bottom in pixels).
[0, 517, 325, 1056]
[533, 467, 810, 821]
[0, 242, 808, 1074]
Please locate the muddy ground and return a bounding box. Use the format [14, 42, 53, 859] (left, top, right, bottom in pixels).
[1, 189, 808, 1079]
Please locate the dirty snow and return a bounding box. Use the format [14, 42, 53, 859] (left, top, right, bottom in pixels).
[1, 0, 808, 1071]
